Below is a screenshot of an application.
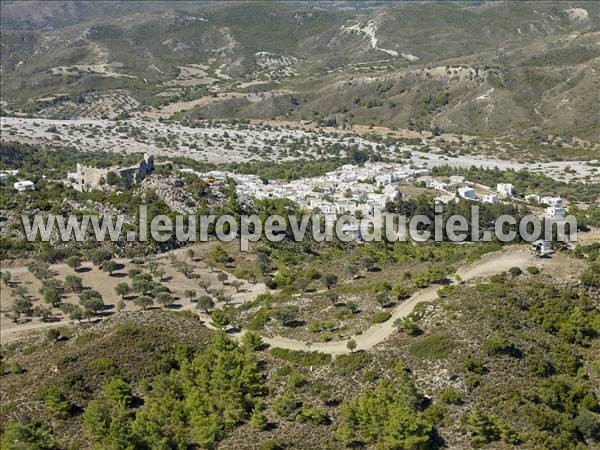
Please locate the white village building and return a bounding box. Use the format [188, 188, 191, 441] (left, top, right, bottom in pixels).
[458, 186, 476, 199]
[482, 194, 500, 204]
[525, 194, 541, 203]
[448, 175, 465, 186]
[496, 183, 514, 197]
[545, 206, 566, 220]
[14, 180, 35, 191]
[541, 197, 563, 207]
[427, 178, 448, 191]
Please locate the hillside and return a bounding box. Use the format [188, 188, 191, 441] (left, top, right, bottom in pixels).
[1, 1, 599, 142]
[1, 261, 598, 449]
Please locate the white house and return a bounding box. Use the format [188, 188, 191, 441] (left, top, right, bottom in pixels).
[14, 180, 35, 191]
[427, 178, 448, 191]
[448, 175, 465, 185]
[497, 183, 514, 197]
[458, 186, 476, 199]
[545, 206, 566, 220]
[310, 200, 336, 214]
[0, 170, 18, 184]
[541, 197, 563, 207]
[482, 194, 499, 204]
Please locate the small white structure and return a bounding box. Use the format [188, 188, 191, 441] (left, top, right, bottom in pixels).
[497, 183, 514, 197]
[0, 170, 18, 184]
[482, 194, 500, 204]
[541, 197, 563, 207]
[525, 194, 541, 203]
[448, 175, 465, 185]
[14, 180, 35, 191]
[427, 178, 448, 191]
[531, 240, 552, 258]
[545, 206, 566, 220]
[458, 186, 476, 199]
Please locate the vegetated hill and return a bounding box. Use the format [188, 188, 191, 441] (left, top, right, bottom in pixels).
[1, 1, 599, 141]
[0, 267, 598, 449]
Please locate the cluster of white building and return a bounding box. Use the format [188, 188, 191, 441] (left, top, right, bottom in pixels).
[0, 169, 36, 191]
[422, 177, 567, 220]
[180, 164, 571, 222]
[187, 163, 431, 215]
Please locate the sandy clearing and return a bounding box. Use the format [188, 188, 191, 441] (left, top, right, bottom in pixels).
[1, 248, 266, 344]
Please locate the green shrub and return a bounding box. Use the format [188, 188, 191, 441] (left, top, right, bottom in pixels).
[508, 267, 523, 277]
[273, 390, 299, 417]
[43, 386, 72, 419]
[369, 311, 392, 324]
[484, 332, 520, 357]
[438, 387, 462, 405]
[269, 348, 332, 367]
[409, 333, 453, 359]
[395, 317, 421, 335]
[335, 352, 372, 376]
[297, 406, 328, 424]
[247, 310, 271, 331]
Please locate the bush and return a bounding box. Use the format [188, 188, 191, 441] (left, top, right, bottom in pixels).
[247, 310, 271, 331]
[0, 421, 53, 449]
[508, 267, 523, 277]
[336, 378, 433, 447]
[269, 348, 331, 367]
[409, 333, 453, 359]
[464, 357, 487, 374]
[335, 352, 372, 376]
[273, 390, 298, 417]
[574, 410, 600, 440]
[422, 404, 447, 425]
[438, 387, 462, 405]
[526, 266, 540, 275]
[484, 332, 520, 357]
[395, 317, 421, 335]
[369, 311, 391, 324]
[43, 386, 72, 418]
[297, 406, 328, 424]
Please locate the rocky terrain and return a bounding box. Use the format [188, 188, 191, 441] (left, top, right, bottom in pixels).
[1, 1, 599, 143]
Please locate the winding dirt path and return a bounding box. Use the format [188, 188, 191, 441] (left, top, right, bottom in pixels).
[234, 247, 536, 355]
[1, 246, 562, 352]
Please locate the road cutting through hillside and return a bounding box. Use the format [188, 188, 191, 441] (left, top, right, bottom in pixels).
[230, 247, 538, 354]
[0, 246, 569, 350]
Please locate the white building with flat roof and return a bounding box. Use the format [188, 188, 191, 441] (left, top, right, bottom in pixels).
[427, 178, 448, 191]
[541, 197, 563, 207]
[14, 180, 35, 191]
[545, 206, 566, 220]
[482, 194, 499, 204]
[448, 175, 465, 185]
[497, 183, 514, 197]
[458, 186, 476, 199]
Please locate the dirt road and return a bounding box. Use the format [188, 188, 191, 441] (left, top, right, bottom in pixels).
[235, 247, 536, 355]
[0, 246, 572, 351]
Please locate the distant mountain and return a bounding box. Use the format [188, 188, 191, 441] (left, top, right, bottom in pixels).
[1, 1, 598, 140]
